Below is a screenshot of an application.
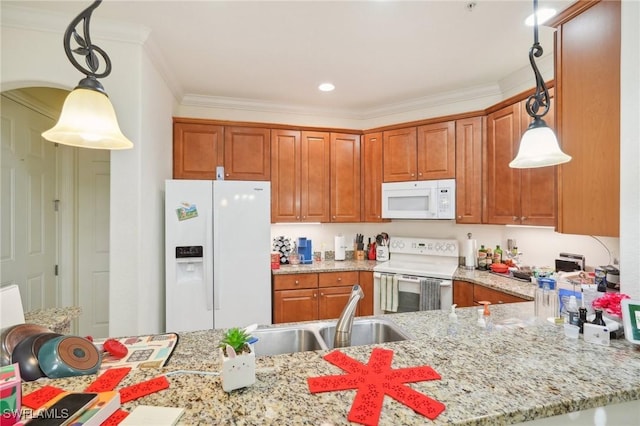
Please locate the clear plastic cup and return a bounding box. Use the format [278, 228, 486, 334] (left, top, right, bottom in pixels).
[563, 323, 579, 339]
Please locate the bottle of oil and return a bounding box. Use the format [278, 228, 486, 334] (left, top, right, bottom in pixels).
[493, 245, 503, 264]
[477, 245, 487, 270]
[485, 247, 493, 268]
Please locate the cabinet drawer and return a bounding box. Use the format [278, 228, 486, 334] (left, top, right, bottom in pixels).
[318, 271, 359, 288]
[273, 273, 318, 290]
[474, 285, 527, 305]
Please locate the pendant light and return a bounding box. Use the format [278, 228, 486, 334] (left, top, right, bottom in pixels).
[509, 0, 570, 168]
[42, 0, 133, 150]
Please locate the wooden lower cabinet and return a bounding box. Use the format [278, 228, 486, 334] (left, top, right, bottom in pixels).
[273, 289, 319, 324]
[273, 271, 373, 324]
[453, 279, 528, 308]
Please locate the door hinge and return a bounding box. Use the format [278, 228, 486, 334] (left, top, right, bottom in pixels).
[55, 265, 59, 276]
[54, 199, 60, 212]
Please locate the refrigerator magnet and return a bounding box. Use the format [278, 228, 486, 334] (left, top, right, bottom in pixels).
[176, 203, 198, 221]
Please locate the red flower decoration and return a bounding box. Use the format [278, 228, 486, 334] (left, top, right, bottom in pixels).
[592, 293, 630, 318]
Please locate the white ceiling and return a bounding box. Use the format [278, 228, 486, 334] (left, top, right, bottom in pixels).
[3, 0, 574, 117]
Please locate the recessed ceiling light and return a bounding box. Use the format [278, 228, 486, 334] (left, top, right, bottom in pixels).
[318, 83, 335, 92]
[525, 8, 557, 26]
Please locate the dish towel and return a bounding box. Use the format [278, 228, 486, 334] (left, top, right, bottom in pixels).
[380, 274, 399, 312]
[420, 278, 441, 311]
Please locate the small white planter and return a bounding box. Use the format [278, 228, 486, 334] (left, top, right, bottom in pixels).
[220, 345, 256, 392]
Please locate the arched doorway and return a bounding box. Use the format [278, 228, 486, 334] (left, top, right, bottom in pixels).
[1, 86, 111, 337]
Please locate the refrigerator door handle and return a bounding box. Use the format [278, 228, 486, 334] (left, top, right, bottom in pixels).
[206, 207, 214, 312]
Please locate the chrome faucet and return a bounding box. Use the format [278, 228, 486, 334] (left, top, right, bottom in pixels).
[333, 284, 364, 348]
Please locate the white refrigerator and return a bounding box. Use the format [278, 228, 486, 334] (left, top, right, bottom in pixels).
[165, 179, 272, 332]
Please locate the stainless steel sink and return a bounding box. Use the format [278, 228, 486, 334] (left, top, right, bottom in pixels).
[251, 326, 325, 356]
[249, 318, 411, 356]
[318, 318, 412, 349]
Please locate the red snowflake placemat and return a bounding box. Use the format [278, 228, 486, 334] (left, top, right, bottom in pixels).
[308, 348, 445, 426]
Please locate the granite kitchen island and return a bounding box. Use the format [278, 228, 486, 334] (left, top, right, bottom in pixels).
[21, 303, 640, 425]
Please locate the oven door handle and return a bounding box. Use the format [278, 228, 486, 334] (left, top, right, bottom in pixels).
[374, 273, 453, 287]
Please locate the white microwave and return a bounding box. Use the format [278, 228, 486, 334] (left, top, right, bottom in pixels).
[381, 179, 456, 219]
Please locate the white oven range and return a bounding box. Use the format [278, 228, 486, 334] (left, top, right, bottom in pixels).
[373, 237, 459, 315]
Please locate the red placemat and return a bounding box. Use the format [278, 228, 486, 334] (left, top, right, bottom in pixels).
[119, 375, 170, 404]
[21, 385, 65, 409]
[85, 367, 131, 392]
[308, 348, 445, 426]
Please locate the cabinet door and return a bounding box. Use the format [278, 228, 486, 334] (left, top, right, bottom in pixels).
[318, 286, 360, 320]
[273, 289, 318, 324]
[383, 127, 417, 182]
[455, 117, 483, 224]
[473, 285, 528, 305]
[358, 271, 374, 316]
[271, 129, 301, 222]
[555, 0, 620, 237]
[273, 273, 318, 291]
[224, 127, 271, 180]
[453, 280, 474, 308]
[301, 131, 330, 222]
[519, 89, 557, 227]
[484, 104, 521, 224]
[417, 121, 456, 179]
[361, 132, 386, 222]
[330, 133, 361, 222]
[318, 271, 359, 288]
[173, 122, 223, 179]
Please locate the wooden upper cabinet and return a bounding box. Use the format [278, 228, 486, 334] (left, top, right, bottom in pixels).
[484, 93, 556, 227]
[223, 126, 271, 180]
[330, 133, 361, 222]
[519, 89, 557, 227]
[173, 121, 223, 179]
[455, 117, 483, 224]
[416, 121, 456, 179]
[301, 131, 331, 222]
[383, 127, 417, 182]
[271, 129, 301, 222]
[361, 132, 386, 222]
[485, 103, 522, 225]
[554, 0, 620, 237]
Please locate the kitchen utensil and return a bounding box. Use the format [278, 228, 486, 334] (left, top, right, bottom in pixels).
[38, 335, 101, 379]
[10, 332, 61, 381]
[1, 323, 51, 366]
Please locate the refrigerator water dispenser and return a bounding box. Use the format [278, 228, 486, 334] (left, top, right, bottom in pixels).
[175, 246, 204, 285]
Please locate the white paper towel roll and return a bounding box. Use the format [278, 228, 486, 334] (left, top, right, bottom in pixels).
[465, 239, 477, 269]
[335, 235, 346, 261]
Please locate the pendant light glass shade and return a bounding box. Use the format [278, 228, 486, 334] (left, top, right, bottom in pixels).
[509, 118, 571, 168]
[42, 88, 133, 150]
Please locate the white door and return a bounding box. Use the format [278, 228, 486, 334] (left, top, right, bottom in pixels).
[1, 95, 58, 312]
[77, 149, 110, 338]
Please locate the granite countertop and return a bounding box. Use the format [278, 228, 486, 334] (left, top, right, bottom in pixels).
[273, 261, 537, 301]
[23, 306, 82, 334]
[20, 304, 640, 425]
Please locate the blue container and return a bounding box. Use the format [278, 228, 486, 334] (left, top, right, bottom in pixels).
[297, 237, 313, 264]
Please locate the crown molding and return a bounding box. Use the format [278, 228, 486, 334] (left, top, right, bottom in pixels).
[181, 82, 502, 122]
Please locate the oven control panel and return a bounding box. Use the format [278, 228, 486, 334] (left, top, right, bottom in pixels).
[388, 237, 459, 257]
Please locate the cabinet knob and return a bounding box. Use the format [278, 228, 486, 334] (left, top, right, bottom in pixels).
[521, 216, 527, 221]
[513, 216, 518, 222]
[295, 280, 299, 285]
[320, 292, 324, 296]
[302, 216, 306, 219]
[332, 215, 336, 219]
[296, 216, 300, 220]
[411, 173, 415, 177]
[418, 172, 423, 176]
[313, 293, 317, 298]
[457, 215, 462, 219]
[337, 277, 342, 281]
[225, 173, 229, 177]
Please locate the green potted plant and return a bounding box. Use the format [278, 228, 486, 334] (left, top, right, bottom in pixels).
[219, 327, 255, 392]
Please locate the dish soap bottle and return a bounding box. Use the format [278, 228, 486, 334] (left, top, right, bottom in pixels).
[448, 304, 458, 336]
